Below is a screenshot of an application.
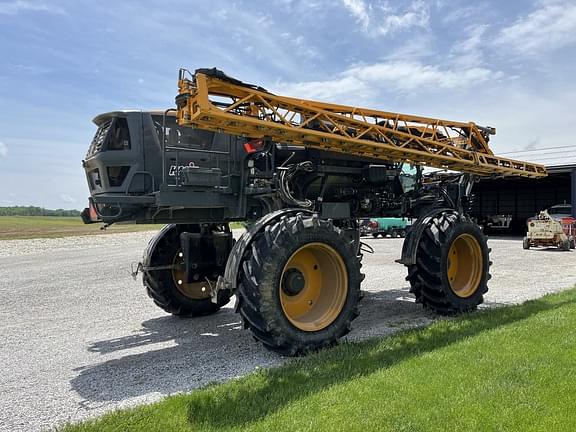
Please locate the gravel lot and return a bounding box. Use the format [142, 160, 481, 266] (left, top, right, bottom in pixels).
[0, 231, 575, 431]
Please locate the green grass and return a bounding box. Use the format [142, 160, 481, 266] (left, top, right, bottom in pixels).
[62, 288, 576, 432]
[0, 216, 159, 240]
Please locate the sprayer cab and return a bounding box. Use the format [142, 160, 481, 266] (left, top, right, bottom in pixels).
[81, 110, 251, 225]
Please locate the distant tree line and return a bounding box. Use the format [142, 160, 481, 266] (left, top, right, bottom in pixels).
[0, 206, 81, 217]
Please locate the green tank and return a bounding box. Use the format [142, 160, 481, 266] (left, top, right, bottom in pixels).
[370, 217, 409, 238]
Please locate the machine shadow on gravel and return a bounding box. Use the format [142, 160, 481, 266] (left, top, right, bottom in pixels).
[86, 310, 242, 355]
[71, 289, 430, 405]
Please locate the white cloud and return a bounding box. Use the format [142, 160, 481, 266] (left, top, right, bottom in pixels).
[349, 62, 502, 91]
[380, 33, 435, 62]
[0, 0, 65, 15]
[441, 4, 488, 25]
[277, 61, 503, 103]
[60, 194, 77, 204]
[450, 25, 489, 68]
[496, 1, 576, 55]
[278, 32, 319, 60]
[342, 0, 370, 29]
[9, 63, 52, 75]
[0, 142, 7, 158]
[342, 0, 430, 37]
[277, 75, 369, 104]
[478, 86, 576, 154]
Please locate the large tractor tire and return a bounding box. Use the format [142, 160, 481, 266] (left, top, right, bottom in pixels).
[237, 213, 362, 356]
[523, 237, 530, 250]
[142, 224, 232, 316]
[406, 212, 490, 315]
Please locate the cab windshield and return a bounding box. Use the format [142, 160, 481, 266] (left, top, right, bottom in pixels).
[399, 163, 418, 192]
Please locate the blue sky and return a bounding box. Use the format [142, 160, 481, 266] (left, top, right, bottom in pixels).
[1, 0, 575, 209]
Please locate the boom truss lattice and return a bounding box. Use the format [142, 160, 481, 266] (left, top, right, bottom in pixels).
[176, 68, 547, 178]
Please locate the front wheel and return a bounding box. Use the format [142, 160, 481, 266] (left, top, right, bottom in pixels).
[523, 237, 530, 250]
[237, 213, 362, 356]
[142, 224, 232, 316]
[406, 212, 490, 315]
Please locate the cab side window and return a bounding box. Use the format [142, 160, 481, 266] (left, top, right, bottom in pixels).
[152, 115, 214, 150]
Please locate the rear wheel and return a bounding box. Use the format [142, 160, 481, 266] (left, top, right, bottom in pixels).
[406, 212, 490, 315]
[523, 237, 530, 250]
[237, 213, 362, 356]
[561, 239, 571, 251]
[142, 224, 232, 316]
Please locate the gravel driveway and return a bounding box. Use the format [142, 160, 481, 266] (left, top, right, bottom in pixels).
[0, 231, 575, 432]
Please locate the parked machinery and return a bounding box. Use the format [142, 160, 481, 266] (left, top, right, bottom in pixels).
[82, 68, 547, 355]
[368, 218, 409, 238]
[523, 210, 575, 251]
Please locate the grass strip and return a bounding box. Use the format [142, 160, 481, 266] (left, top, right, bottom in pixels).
[62, 288, 576, 432]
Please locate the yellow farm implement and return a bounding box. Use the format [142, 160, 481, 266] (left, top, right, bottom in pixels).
[176, 68, 546, 179]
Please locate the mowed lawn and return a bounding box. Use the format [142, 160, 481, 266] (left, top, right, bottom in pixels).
[62, 288, 576, 432]
[0, 216, 159, 240]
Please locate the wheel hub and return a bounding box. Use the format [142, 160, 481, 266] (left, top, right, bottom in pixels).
[172, 250, 212, 300]
[447, 233, 483, 298]
[282, 268, 306, 296]
[280, 243, 348, 332]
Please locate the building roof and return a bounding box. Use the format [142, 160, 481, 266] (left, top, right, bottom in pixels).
[501, 146, 576, 173]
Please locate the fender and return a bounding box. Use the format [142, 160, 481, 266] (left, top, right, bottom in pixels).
[214, 208, 314, 300]
[142, 223, 177, 268]
[396, 208, 460, 266]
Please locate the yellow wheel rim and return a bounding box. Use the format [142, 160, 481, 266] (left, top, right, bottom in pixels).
[447, 234, 483, 298]
[280, 243, 348, 332]
[172, 250, 211, 300]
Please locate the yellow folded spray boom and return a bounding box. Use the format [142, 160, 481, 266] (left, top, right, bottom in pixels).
[176, 68, 546, 179]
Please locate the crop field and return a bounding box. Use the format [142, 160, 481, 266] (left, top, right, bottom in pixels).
[0, 216, 159, 240]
